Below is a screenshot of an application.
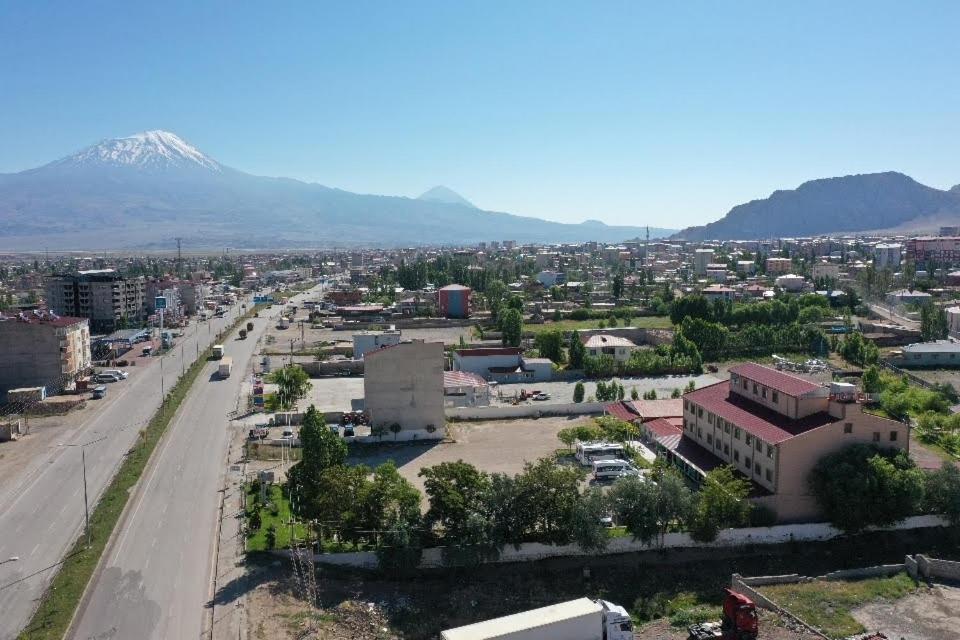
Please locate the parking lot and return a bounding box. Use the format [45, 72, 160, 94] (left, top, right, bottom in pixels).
[348, 416, 589, 495]
[492, 373, 722, 405]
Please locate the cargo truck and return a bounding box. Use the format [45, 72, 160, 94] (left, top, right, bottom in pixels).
[218, 356, 233, 379]
[441, 598, 633, 640]
[212, 344, 225, 359]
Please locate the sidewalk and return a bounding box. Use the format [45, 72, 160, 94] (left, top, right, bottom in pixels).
[211, 423, 250, 640]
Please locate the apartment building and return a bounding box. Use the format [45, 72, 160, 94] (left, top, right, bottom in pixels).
[364, 340, 445, 440]
[45, 269, 146, 333]
[907, 236, 960, 268]
[765, 257, 793, 274]
[0, 311, 91, 397]
[680, 363, 908, 522]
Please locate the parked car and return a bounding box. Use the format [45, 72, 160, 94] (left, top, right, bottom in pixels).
[91, 385, 107, 399]
[342, 426, 355, 438]
[532, 392, 550, 401]
[94, 373, 121, 383]
[281, 429, 295, 439]
[101, 369, 128, 380]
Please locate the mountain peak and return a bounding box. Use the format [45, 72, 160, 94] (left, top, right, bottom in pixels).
[417, 185, 475, 208]
[49, 130, 221, 173]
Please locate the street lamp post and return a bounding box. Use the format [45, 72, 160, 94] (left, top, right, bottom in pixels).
[60, 436, 105, 549]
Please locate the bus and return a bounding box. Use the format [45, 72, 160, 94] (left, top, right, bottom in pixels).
[592, 459, 637, 481]
[575, 442, 626, 466]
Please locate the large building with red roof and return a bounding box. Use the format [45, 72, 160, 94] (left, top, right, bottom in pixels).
[681, 363, 909, 521]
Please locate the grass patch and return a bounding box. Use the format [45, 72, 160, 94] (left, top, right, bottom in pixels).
[526, 316, 673, 335]
[18, 307, 262, 640]
[760, 572, 918, 638]
[245, 483, 311, 551]
[632, 590, 721, 627]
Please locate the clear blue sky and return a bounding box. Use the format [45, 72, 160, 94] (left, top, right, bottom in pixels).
[1, 1, 958, 229]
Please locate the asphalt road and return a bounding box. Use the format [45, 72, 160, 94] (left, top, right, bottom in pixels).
[0, 302, 249, 640]
[69, 287, 315, 640]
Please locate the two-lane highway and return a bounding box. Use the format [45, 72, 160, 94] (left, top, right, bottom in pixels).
[0, 302, 249, 639]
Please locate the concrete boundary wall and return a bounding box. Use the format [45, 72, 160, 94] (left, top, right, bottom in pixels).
[310, 514, 949, 569]
[916, 555, 960, 581]
[446, 402, 606, 421]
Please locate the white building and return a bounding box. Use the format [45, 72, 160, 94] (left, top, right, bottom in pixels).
[443, 371, 491, 407]
[811, 262, 840, 280]
[775, 274, 805, 292]
[874, 243, 903, 271]
[582, 334, 639, 363]
[364, 340, 444, 440]
[694, 249, 714, 276]
[353, 329, 402, 359]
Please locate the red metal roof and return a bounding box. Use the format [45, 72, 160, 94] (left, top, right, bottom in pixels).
[628, 398, 683, 420]
[604, 401, 640, 422]
[644, 417, 682, 438]
[685, 380, 835, 444]
[443, 371, 488, 388]
[728, 362, 822, 398]
[454, 348, 523, 357]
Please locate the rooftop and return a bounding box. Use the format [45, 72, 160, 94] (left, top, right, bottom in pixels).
[729, 362, 822, 398]
[443, 371, 488, 388]
[629, 398, 684, 419]
[441, 598, 601, 640]
[582, 334, 637, 348]
[0, 311, 87, 328]
[902, 340, 960, 354]
[685, 380, 836, 445]
[454, 347, 523, 357]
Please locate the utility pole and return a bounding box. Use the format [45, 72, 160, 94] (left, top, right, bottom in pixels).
[60, 436, 105, 548]
[175, 237, 183, 277]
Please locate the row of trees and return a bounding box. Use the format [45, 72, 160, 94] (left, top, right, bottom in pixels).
[810, 444, 960, 533]
[920, 304, 950, 342]
[669, 293, 837, 329]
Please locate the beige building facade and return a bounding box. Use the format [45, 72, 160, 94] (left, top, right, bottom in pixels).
[682, 363, 909, 522]
[364, 339, 445, 440]
[0, 312, 91, 397]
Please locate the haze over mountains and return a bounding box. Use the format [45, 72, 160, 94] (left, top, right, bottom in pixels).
[676, 172, 960, 240]
[0, 131, 673, 250]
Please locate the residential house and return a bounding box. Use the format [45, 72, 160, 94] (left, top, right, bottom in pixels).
[582, 334, 639, 363]
[452, 347, 552, 383]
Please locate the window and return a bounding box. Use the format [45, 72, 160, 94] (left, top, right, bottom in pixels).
[743, 379, 748, 390]
[708, 413, 713, 424]
[715, 439, 721, 449]
[754, 462, 761, 474]
[872, 432, 880, 442]
[707, 434, 712, 445]
[772, 391, 779, 403]
[756, 439, 762, 452]
[761, 387, 767, 399]
[767, 444, 774, 458]
[734, 427, 741, 439]
[752, 383, 758, 394]
[766, 469, 773, 482]
[698, 407, 703, 418]
[745, 456, 752, 468]
[724, 422, 730, 434]
[745, 434, 753, 446]
[734, 450, 740, 462]
[890, 431, 898, 442]
[724, 444, 729, 455]
[684, 400, 689, 411]
[844, 423, 853, 434]
[698, 427, 703, 438]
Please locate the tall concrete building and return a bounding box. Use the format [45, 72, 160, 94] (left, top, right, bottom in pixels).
[363, 340, 444, 440]
[693, 248, 714, 276]
[873, 243, 902, 271]
[45, 269, 146, 333]
[0, 311, 91, 398]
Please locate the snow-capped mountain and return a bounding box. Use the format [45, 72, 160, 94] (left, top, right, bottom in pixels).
[0, 130, 674, 249]
[46, 130, 221, 173]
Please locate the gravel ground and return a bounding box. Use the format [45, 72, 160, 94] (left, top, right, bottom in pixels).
[493, 374, 722, 405]
[852, 583, 960, 640]
[348, 416, 589, 495]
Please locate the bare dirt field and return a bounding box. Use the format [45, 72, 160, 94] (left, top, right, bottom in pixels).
[348, 416, 589, 495]
[852, 582, 960, 640]
[261, 320, 481, 356]
[907, 368, 960, 389]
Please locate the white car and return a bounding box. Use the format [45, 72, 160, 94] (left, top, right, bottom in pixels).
[101, 369, 129, 380]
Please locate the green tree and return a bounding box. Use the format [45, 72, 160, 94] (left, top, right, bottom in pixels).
[512, 458, 584, 545]
[568, 330, 586, 369]
[925, 463, 960, 527]
[631, 387, 640, 400]
[420, 461, 491, 542]
[270, 365, 313, 413]
[573, 381, 585, 403]
[689, 466, 751, 542]
[920, 304, 949, 342]
[535, 329, 565, 364]
[671, 388, 682, 399]
[376, 514, 423, 576]
[862, 365, 882, 394]
[809, 444, 925, 533]
[609, 472, 694, 546]
[357, 461, 421, 539]
[265, 524, 277, 550]
[611, 271, 625, 299]
[570, 488, 610, 552]
[499, 308, 523, 347]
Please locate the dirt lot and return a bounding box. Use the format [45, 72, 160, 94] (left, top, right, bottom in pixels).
[907, 368, 960, 389]
[493, 374, 721, 405]
[261, 320, 480, 356]
[853, 582, 960, 640]
[348, 416, 588, 495]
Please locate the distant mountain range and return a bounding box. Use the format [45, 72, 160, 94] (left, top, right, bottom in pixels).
[0, 131, 673, 250]
[676, 172, 960, 240]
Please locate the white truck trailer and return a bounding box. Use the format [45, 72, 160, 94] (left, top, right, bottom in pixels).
[218, 356, 233, 379]
[212, 344, 225, 359]
[441, 598, 633, 640]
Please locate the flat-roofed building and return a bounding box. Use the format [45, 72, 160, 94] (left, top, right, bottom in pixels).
[582, 334, 639, 362]
[45, 269, 146, 333]
[0, 311, 91, 398]
[364, 340, 444, 440]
